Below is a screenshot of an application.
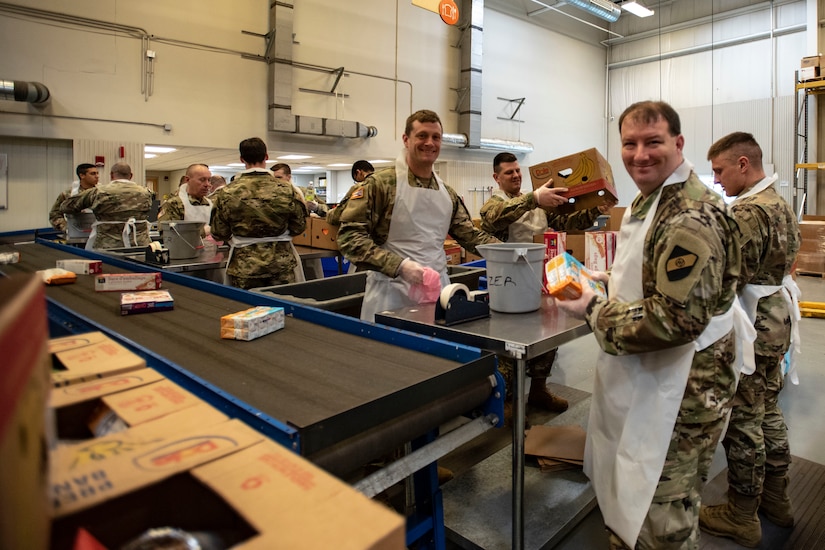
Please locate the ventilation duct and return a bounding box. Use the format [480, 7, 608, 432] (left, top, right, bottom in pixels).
[0, 79, 50, 104]
[443, 133, 534, 154]
[564, 0, 621, 22]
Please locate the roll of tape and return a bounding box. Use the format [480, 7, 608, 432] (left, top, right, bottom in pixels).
[440, 283, 470, 309]
[150, 241, 161, 252]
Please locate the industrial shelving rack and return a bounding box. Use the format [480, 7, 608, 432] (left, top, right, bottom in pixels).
[794, 71, 825, 214]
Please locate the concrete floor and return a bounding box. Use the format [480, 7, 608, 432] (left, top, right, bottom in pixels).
[550, 274, 825, 549]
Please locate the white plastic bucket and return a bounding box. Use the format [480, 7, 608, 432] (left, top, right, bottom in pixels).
[476, 243, 545, 313]
[65, 212, 96, 239]
[160, 221, 204, 259]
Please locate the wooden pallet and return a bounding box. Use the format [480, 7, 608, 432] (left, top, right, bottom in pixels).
[796, 270, 825, 279]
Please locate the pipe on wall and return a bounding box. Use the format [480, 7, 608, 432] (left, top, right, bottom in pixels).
[0, 80, 50, 104]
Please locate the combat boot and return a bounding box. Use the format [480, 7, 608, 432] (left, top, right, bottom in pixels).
[527, 381, 568, 413]
[760, 474, 794, 527]
[699, 489, 762, 548]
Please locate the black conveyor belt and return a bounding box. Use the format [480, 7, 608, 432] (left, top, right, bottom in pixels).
[3, 242, 496, 477]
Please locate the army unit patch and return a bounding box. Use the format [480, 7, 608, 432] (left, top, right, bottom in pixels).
[351, 188, 364, 200]
[656, 229, 711, 305]
[665, 245, 697, 281]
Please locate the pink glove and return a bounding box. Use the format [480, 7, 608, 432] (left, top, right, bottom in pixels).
[409, 267, 442, 304]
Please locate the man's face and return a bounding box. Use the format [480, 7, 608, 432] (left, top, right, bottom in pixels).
[186, 166, 212, 199]
[403, 120, 442, 168]
[80, 168, 99, 188]
[620, 116, 684, 196]
[493, 161, 522, 195]
[272, 169, 291, 181]
[710, 154, 747, 197]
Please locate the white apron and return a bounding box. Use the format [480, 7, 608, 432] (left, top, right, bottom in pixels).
[733, 174, 802, 385]
[360, 155, 452, 322]
[224, 232, 305, 286]
[179, 185, 212, 224]
[585, 162, 750, 547]
[86, 217, 150, 250]
[491, 188, 547, 243]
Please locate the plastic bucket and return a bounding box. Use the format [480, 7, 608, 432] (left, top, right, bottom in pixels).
[160, 221, 204, 259]
[65, 212, 96, 239]
[476, 243, 545, 313]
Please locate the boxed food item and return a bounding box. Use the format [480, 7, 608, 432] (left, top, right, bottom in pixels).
[55, 259, 102, 275]
[545, 252, 607, 301]
[444, 239, 461, 265]
[37, 268, 77, 286]
[529, 148, 618, 214]
[1, 275, 53, 550]
[543, 231, 567, 261]
[584, 231, 617, 272]
[95, 272, 162, 292]
[221, 306, 285, 341]
[311, 218, 339, 250]
[120, 290, 174, 316]
[49, 331, 146, 388]
[0, 250, 20, 264]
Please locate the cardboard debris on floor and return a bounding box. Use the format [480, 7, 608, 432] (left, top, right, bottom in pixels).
[524, 424, 586, 472]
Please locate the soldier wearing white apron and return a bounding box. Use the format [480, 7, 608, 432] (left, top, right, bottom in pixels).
[157, 163, 213, 226]
[49, 163, 99, 232]
[335, 109, 498, 323]
[557, 101, 748, 549]
[699, 132, 802, 547]
[481, 151, 616, 419]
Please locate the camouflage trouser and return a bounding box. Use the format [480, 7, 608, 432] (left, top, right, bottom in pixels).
[228, 273, 294, 290]
[607, 416, 727, 550]
[497, 348, 557, 399]
[723, 352, 791, 496]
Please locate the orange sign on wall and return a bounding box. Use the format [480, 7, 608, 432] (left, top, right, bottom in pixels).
[412, 0, 460, 26]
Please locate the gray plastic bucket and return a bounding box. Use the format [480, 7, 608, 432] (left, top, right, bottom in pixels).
[476, 243, 545, 313]
[65, 212, 96, 239]
[160, 220, 204, 259]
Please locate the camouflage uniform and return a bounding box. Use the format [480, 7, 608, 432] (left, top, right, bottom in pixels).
[298, 186, 329, 217]
[60, 181, 154, 250]
[209, 170, 307, 290]
[723, 185, 800, 496]
[49, 188, 73, 231]
[326, 183, 362, 226]
[481, 191, 602, 394]
[586, 173, 741, 549]
[157, 193, 211, 221]
[336, 167, 497, 276]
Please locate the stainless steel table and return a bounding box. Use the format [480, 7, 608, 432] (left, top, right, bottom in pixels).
[377, 297, 592, 550]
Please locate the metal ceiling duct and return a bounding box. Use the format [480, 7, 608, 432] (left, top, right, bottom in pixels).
[565, 0, 622, 22]
[0, 79, 50, 104]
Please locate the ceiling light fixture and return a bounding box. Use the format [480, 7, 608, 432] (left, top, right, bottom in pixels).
[144, 146, 177, 154]
[144, 153, 157, 159]
[327, 163, 352, 167]
[293, 166, 323, 171]
[369, 159, 392, 164]
[561, 0, 621, 23]
[621, 1, 654, 18]
[277, 154, 312, 160]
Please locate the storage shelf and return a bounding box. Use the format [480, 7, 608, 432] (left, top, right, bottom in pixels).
[797, 78, 825, 93]
[796, 163, 825, 170]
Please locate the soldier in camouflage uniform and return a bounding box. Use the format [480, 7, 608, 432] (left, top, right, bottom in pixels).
[699, 133, 801, 547]
[481, 151, 616, 417]
[557, 101, 742, 549]
[336, 109, 498, 322]
[210, 138, 308, 290]
[328, 160, 374, 227]
[271, 163, 329, 218]
[49, 163, 99, 232]
[61, 162, 154, 250]
[157, 163, 213, 224]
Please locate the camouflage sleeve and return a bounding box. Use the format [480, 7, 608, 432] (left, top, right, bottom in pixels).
[585, 205, 731, 356]
[287, 189, 309, 236]
[480, 193, 536, 238]
[327, 185, 359, 226]
[209, 194, 231, 242]
[730, 202, 766, 287]
[445, 185, 499, 254]
[49, 191, 68, 231]
[60, 188, 96, 214]
[336, 175, 405, 277]
[157, 196, 184, 222]
[547, 207, 600, 231]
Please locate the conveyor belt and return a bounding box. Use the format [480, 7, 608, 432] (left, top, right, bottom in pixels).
[3, 242, 497, 477]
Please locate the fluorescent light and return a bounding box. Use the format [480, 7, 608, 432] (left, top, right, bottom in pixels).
[621, 1, 654, 17]
[327, 163, 352, 167]
[293, 166, 323, 171]
[227, 163, 245, 167]
[369, 159, 392, 164]
[144, 146, 177, 154]
[277, 154, 312, 160]
[144, 153, 157, 159]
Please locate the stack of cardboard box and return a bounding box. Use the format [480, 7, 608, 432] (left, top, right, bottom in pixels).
[797, 217, 825, 275]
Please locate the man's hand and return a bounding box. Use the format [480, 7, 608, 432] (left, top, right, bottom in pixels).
[306, 200, 319, 212]
[597, 196, 618, 215]
[533, 181, 569, 209]
[398, 258, 425, 285]
[554, 276, 597, 319]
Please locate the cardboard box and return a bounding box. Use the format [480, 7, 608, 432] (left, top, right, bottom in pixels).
[444, 241, 462, 265]
[1, 275, 52, 550]
[49, 331, 147, 388]
[463, 249, 483, 263]
[797, 251, 825, 274]
[584, 231, 617, 272]
[529, 148, 618, 214]
[291, 217, 312, 246]
[605, 206, 626, 232]
[800, 66, 818, 81]
[799, 221, 825, 253]
[801, 54, 821, 69]
[120, 289, 174, 315]
[95, 272, 162, 292]
[55, 259, 102, 274]
[565, 234, 586, 263]
[311, 218, 339, 250]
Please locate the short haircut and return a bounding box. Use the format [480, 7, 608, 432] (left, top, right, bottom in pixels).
[707, 132, 764, 170]
[186, 163, 209, 175]
[618, 100, 681, 136]
[493, 152, 518, 173]
[110, 162, 132, 180]
[239, 137, 267, 165]
[270, 163, 291, 176]
[351, 160, 374, 180]
[76, 163, 96, 177]
[210, 175, 226, 186]
[404, 109, 442, 136]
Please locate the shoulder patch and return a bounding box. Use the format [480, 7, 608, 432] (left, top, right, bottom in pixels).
[655, 230, 711, 305]
[351, 188, 364, 200]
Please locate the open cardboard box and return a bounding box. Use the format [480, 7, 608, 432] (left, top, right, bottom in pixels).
[311, 217, 340, 250]
[529, 148, 618, 214]
[49, 331, 146, 388]
[291, 217, 312, 246]
[50, 431, 404, 550]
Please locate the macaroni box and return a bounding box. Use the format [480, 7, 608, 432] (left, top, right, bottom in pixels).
[55, 259, 102, 275]
[545, 252, 607, 301]
[95, 272, 162, 292]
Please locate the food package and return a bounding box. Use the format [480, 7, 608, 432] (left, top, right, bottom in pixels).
[545, 252, 606, 301]
[0, 251, 20, 264]
[37, 268, 77, 285]
[95, 272, 162, 292]
[221, 306, 285, 341]
[56, 259, 103, 275]
[120, 290, 174, 315]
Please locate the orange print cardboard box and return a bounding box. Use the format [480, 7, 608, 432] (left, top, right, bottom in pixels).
[529, 148, 618, 214]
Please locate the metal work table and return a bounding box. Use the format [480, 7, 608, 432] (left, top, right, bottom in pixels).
[377, 299, 591, 550]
